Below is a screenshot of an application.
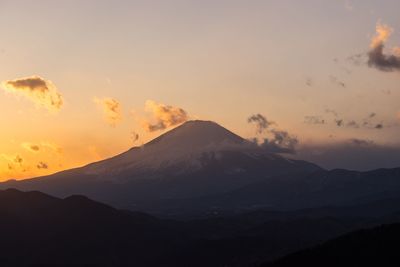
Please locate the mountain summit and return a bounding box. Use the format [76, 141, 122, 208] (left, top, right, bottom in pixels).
[84, 120, 250, 177]
[82, 120, 271, 179]
[145, 120, 245, 149]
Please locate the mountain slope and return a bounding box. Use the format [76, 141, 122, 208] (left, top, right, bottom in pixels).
[265, 223, 400, 267]
[2, 121, 400, 217]
[84, 120, 247, 177]
[4, 189, 400, 266]
[0, 120, 320, 214]
[0, 189, 182, 266]
[189, 167, 400, 212]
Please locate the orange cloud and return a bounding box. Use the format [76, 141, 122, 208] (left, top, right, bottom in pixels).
[94, 97, 123, 126]
[368, 22, 400, 71]
[0, 154, 24, 176]
[21, 143, 40, 153]
[1, 76, 63, 112]
[13, 155, 23, 165]
[21, 141, 62, 154]
[142, 100, 188, 132]
[0, 140, 64, 180]
[370, 22, 393, 49]
[131, 131, 140, 144]
[36, 161, 48, 169]
[40, 141, 63, 154]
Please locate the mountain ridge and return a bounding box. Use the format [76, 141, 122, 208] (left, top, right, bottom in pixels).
[2, 188, 400, 266]
[264, 222, 400, 267]
[5, 120, 400, 217]
[0, 120, 322, 215]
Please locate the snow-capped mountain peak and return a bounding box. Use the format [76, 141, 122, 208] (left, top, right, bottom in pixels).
[145, 120, 245, 151]
[84, 120, 255, 176]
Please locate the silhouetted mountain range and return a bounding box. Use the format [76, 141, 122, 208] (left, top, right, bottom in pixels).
[0, 188, 181, 266]
[0, 120, 320, 216]
[2, 120, 400, 266]
[2, 189, 400, 266]
[2, 120, 400, 217]
[265, 222, 400, 267]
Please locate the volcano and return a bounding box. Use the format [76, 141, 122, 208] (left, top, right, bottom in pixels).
[0, 120, 320, 215]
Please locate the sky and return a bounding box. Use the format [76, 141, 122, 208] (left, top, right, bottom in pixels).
[0, 0, 399, 180]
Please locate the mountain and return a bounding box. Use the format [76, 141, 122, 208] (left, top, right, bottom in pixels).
[264, 222, 400, 267]
[3, 189, 400, 266]
[181, 167, 400, 213]
[0, 120, 320, 215]
[0, 189, 182, 266]
[2, 120, 400, 217]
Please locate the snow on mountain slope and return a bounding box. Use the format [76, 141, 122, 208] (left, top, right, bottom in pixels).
[82, 120, 294, 181]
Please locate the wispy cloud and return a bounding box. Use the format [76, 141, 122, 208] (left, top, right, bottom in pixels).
[325, 109, 339, 117]
[94, 97, 123, 126]
[329, 75, 346, 88]
[305, 77, 313, 87]
[335, 119, 344, 127]
[0, 154, 24, 173]
[310, 109, 387, 130]
[13, 155, 23, 165]
[21, 141, 62, 154]
[1, 76, 63, 112]
[349, 138, 374, 146]
[248, 114, 298, 154]
[36, 161, 48, 169]
[304, 116, 325, 125]
[21, 143, 40, 153]
[142, 100, 188, 132]
[258, 129, 299, 154]
[40, 141, 63, 154]
[347, 53, 367, 66]
[296, 140, 400, 171]
[131, 131, 140, 144]
[248, 114, 275, 134]
[346, 120, 360, 128]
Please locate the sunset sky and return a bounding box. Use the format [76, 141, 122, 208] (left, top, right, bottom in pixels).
[1, 0, 400, 180]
